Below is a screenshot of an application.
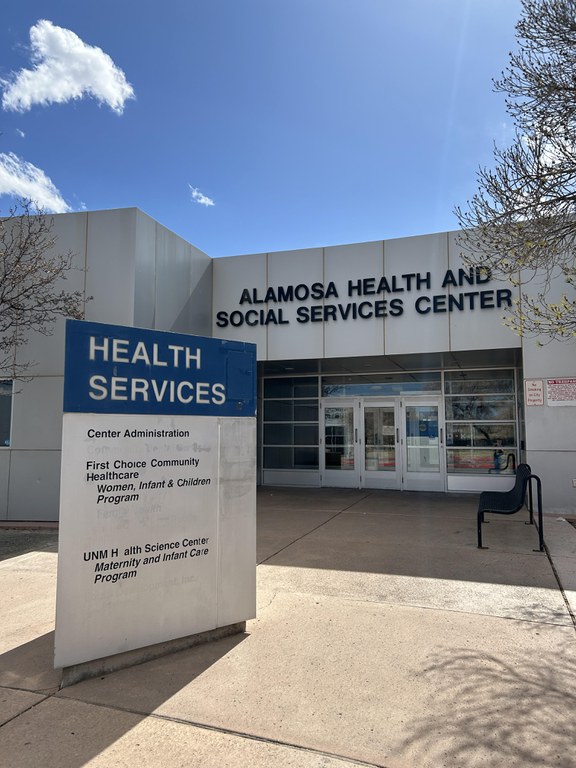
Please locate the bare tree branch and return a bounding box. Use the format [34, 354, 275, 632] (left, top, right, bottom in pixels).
[456, 0, 576, 340]
[0, 199, 85, 379]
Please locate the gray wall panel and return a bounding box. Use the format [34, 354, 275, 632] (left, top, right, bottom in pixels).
[10, 377, 64, 450]
[154, 225, 195, 332]
[523, 336, 576, 380]
[84, 209, 137, 325]
[324, 242, 384, 358]
[447, 232, 521, 352]
[188, 252, 213, 337]
[133, 210, 157, 329]
[384, 233, 450, 354]
[267, 248, 324, 359]
[212, 254, 268, 353]
[0, 451, 10, 519]
[8, 450, 61, 520]
[525, 449, 576, 514]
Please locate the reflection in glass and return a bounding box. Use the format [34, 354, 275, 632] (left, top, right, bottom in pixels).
[0, 380, 12, 446]
[264, 377, 318, 398]
[263, 400, 293, 422]
[444, 370, 515, 395]
[445, 395, 515, 421]
[294, 447, 319, 468]
[364, 407, 395, 471]
[294, 401, 319, 421]
[324, 406, 355, 470]
[446, 423, 516, 447]
[405, 405, 439, 473]
[447, 448, 517, 474]
[322, 372, 440, 397]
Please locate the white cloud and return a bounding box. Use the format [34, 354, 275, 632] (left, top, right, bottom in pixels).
[16, 128, 25, 138]
[0, 152, 70, 212]
[1, 19, 134, 114]
[189, 184, 215, 207]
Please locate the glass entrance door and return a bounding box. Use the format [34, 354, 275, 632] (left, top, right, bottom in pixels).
[401, 397, 445, 491]
[321, 400, 360, 487]
[321, 396, 445, 491]
[362, 402, 401, 489]
[321, 399, 401, 489]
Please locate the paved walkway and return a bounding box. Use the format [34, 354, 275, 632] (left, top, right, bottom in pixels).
[1, 488, 576, 767]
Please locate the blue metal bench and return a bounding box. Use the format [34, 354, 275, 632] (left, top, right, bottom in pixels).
[477, 463, 544, 551]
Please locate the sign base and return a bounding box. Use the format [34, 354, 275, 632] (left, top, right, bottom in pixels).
[59, 621, 246, 688]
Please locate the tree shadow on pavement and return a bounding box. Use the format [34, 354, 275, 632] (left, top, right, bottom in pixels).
[397, 634, 576, 768]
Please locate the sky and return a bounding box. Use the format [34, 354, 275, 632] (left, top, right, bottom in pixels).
[0, 0, 522, 258]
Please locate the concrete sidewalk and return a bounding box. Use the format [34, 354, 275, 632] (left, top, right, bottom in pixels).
[1, 488, 576, 767]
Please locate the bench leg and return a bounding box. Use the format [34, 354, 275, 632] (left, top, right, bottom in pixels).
[477, 510, 485, 548]
[536, 477, 544, 552]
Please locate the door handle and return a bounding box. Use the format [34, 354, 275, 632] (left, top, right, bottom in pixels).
[355, 428, 358, 443]
[396, 428, 399, 443]
[440, 428, 443, 446]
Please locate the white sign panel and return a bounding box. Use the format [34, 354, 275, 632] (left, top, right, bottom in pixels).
[547, 377, 576, 407]
[525, 379, 544, 406]
[55, 321, 256, 669]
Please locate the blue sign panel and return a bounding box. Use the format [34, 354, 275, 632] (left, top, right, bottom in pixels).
[64, 320, 256, 417]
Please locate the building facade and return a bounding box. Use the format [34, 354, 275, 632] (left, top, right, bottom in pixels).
[1, 208, 575, 520]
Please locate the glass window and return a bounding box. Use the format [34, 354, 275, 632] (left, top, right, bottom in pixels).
[447, 448, 517, 474]
[264, 400, 293, 422]
[444, 369, 518, 475]
[445, 395, 515, 421]
[263, 423, 293, 445]
[294, 401, 318, 421]
[264, 379, 294, 398]
[444, 369, 515, 394]
[446, 423, 516, 447]
[263, 447, 293, 469]
[0, 381, 12, 447]
[294, 447, 319, 468]
[322, 372, 441, 397]
[293, 379, 319, 398]
[263, 376, 319, 470]
[263, 447, 320, 469]
[264, 377, 318, 398]
[294, 424, 318, 445]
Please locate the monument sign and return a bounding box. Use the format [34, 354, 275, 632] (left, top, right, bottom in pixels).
[54, 320, 256, 675]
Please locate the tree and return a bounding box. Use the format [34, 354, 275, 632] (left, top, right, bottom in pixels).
[456, 0, 576, 340]
[0, 199, 85, 379]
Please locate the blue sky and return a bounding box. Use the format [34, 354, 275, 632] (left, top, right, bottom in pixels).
[0, 0, 521, 257]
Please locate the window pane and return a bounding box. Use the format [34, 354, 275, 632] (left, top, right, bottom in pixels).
[445, 395, 515, 421]
[294, 401, 319, 422]
[445, 370, 515, 394]
[264, 400, 293, 421]
[447, 448, 517, 474]
[0, 381, 12, 447]
[264, 377, 318, 398]
[293, 378, 318, 398]
[471, 423, 516, 447]
[324, 406, 355, 470]
[263, 447, 293, 468]
[294, 447, 318, 468]
[446, 424, 472, 446]
[405, 405, 439, 473]
[322, 372, 441, 397]
[264, 379, 294, 398]
[364, 406, 395, 471]
[263, 423, 292, 445]
[294, 424, 318, 445]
